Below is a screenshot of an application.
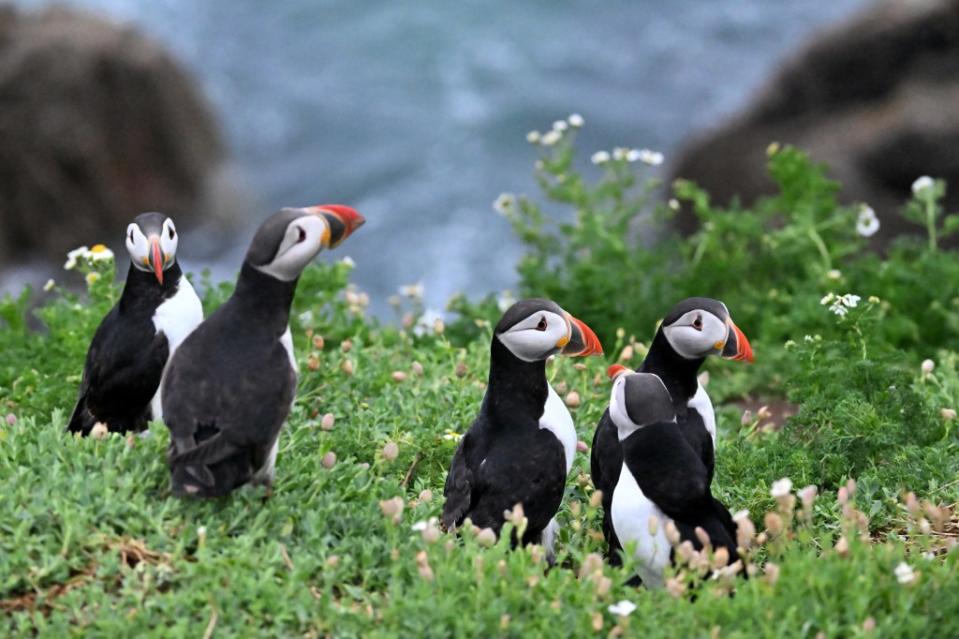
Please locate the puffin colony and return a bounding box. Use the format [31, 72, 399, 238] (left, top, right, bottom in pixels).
[69, 206, 755, 589]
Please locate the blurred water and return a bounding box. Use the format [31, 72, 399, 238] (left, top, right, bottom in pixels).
[15, 0, 865, 309]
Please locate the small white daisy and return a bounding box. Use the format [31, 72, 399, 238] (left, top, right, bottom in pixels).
[636, 149, 664, 166]
[567, 113, 584, 128]
[608, 600, 636, 617]
[856, 205, 880, 238]
[591, 151, 611, 165]
[912, 176, 934, 196]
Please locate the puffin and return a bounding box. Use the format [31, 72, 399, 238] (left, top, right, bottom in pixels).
[608, 370, 740, 588]
[68, 212, 202, 436]
[162, 204, 365, 498]
[591, 297, 752, 564]
[441, 299, 603, 559]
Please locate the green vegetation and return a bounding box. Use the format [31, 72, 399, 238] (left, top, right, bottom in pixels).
[2, 123, 959, 637]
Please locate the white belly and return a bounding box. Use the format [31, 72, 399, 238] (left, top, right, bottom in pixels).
[540, 383, 576, 474]
[611, 466, 672, 589]
[280, 326, 297, 372]
[150, 276, 204, 421]
[688, 383, 716, 446]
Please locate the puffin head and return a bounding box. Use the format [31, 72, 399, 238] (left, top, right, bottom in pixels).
[660, 297, 753, 363]
[494, 298, 603, 363]
[247, 204, 365, 281]
[126, 212, 178, 284]
[607, 368, 676, 440]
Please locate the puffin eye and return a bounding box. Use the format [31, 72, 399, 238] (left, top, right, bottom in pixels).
[168, 226, 176, 240]
[535, 316, 548, 331]
[129, 229, 134, 243]
[296, 227, 307, 243]
[692, 315, 703, 331]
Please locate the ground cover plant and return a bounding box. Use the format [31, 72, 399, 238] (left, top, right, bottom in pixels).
[2, 118, 959, 637]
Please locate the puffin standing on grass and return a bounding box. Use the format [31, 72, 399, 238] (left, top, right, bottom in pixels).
[68, 212, 202, 436]
[608, 370, 741, 588]
[592, 297, 753, 564]
[162, 205, 365, 498]
[441, 299, 603, 558]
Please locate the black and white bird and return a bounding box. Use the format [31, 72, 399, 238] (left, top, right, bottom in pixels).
[608, 370, 740, 588]
[68, 212, 202, 436]
[162, 204, 365, 497]
[591, 297, 752, 564]
[441, 299, 603, 558]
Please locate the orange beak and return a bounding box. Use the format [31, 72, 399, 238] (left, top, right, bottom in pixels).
[561, 314, 603, 357]
[722, 320, 754, 363]
[607, 364, 629, 380]
[307, 204, 366, 248]
[149, 236, 163, 285]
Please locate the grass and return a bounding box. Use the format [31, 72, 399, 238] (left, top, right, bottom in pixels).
[3, 131, 959, 636]
[1, 258, 958, 638]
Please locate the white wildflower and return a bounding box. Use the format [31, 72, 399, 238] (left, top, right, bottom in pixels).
[822, 292, 860, 317]
[64, 246, 89, 271]
[668, 198, 680, 211]
[43, 279, 55, 292]
[552, 120, 568, 133]
[340, 256, 356, 268]
[770, 477, 793, 498]
[399, 282, 425, 300]
[493, 193, 516, 216]
[590, 151, 610, 165]
[567, 113, 584, 128]
[856, 205, 880, 238]
[612, 147, 629, 161]
[442, 430, 462, 442]
[607, 600, 636, 617]
[827, 269, 842, 280]
[85, 272, 101, 286]
[541, 130, 562, 146]
[88, 244, 114, 261]
[894, 561, 916, 585]
[921, 359, 935, 376]
[526, 130, 541, 144]
[841, 294, 861, 308]
[414, 308, 444, 337]
[625, 149, 641, 163]
[636, 149, 664, 166]
[411, 518, 437, 532]
[912, 176, 935, 196]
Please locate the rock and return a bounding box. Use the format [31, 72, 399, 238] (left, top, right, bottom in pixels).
[0, 7, 224, 264]
[670, 0, 959, 245]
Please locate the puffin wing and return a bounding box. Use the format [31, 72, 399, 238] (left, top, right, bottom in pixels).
[68, 309, 168, 433]
[623, 421, 710, 521]
[441, 432, 478, 530]
[163, 318, 297, 489]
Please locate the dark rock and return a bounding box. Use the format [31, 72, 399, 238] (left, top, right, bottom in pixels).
[670, 0, 959, 243]
[0, 6, 224, 264]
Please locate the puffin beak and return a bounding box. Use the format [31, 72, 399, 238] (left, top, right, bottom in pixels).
[561, 313, 603, 357]
[307, 204, 366, 248]
[722, 320, 754, 363]
[148, 236, 163, 284]
[607, 364, 629, 380]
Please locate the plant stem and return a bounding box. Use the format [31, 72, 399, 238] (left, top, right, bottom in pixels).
[807, 226, 832, 271]
[926, 196, 938, 252]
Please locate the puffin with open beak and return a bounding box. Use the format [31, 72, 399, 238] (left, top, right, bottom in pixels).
[591, 297, 753, 566]
[441, 299, 603, 561]
[162, 204, 364, 497]
[68, 212, 203, 436]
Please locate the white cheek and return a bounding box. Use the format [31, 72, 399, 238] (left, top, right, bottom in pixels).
[664, 326, 711, 359]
